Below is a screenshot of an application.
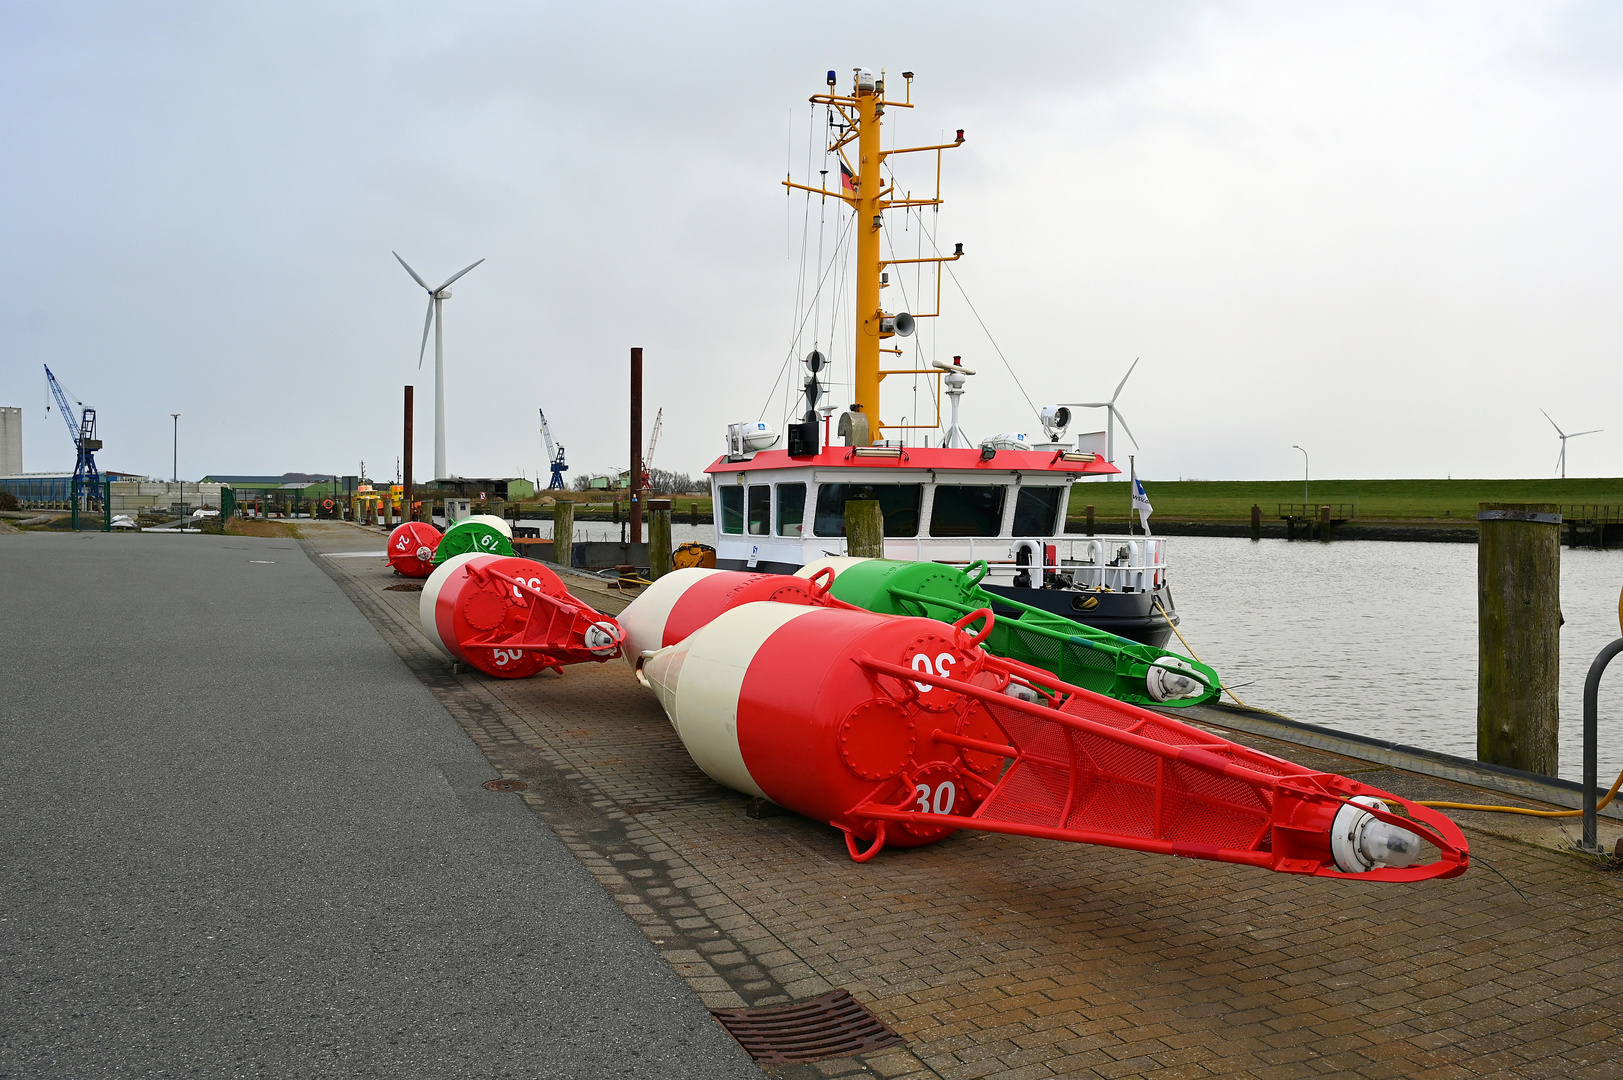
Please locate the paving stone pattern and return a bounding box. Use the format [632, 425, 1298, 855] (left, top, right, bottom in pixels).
[315, 539, 1623, 1080]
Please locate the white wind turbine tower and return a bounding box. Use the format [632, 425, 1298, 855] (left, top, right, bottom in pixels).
[1060, 358, 1141, 479]
[1541, 409, 1601, 479]
[394, 252, 485, 481]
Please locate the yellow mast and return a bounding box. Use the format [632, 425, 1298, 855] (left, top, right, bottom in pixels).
[784, 69, 964, 443]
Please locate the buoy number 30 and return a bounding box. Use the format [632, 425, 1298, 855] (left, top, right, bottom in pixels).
[913, 781, 957, 816]
[909, 651, 957, 693]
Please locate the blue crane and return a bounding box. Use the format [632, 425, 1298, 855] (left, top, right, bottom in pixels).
[43, 364, 102, 504]
[538, 408, 568, 490]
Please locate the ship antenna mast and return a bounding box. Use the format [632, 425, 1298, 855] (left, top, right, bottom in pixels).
[784, 68, 965, 444]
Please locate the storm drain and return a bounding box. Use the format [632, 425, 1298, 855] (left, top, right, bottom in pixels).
[710, 989, 901, 1063]
[483, 778, 528, 792]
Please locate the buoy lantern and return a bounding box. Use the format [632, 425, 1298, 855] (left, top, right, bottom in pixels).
[636, 600, 1469, 880]
[421, 553, 623, 677]
[387, 521, 442, 578]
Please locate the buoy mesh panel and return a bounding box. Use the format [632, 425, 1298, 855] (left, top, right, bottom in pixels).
[709, 989, 901, 1063]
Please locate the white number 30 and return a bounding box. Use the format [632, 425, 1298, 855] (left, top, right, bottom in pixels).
[914, 781, 956, 816]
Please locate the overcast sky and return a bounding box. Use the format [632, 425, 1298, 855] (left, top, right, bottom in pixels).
[3, 1, 1621, 485]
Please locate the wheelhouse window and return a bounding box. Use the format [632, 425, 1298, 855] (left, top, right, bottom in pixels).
[1013, 486, 1065, 537]
[747, 485, 771, 535]
[776, 483, 806, 536]
[929, 485, 1007, 537]
[812, 483, 922, 537]
[719, 486, 744, 534]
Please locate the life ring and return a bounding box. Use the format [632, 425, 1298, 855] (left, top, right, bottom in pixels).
[323, 499, 334, 509]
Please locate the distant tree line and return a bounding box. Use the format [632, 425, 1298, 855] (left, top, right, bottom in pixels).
[569, 468, 705, 495]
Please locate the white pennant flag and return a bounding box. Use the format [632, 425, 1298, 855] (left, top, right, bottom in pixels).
[1132, 477, 1153, 535]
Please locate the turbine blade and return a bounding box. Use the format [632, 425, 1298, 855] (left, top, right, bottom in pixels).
[394, 251, 429, 290]
[1111, 357, 1140, 403]
[1111, 406, 1140, 449]
[1540, 408, 1565, 437]
[434, 258, 485, 293]
[1071, 402, 1109, 409]
[417, 298, 435, 369]
[1569, 429, 1603, 438]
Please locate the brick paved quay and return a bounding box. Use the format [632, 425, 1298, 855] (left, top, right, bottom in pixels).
[308, 523, 1623, 1080]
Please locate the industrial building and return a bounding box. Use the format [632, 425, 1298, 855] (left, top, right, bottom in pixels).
[1, 472, 146, 509]
[0, 407, 20, 475]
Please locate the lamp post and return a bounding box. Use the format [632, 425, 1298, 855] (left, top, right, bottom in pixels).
[1292, 445, 1308, 507]
[172, 413, 180, 530]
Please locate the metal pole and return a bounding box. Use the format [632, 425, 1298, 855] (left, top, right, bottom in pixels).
[630, 347, 643, 546]
[403, 386, 414, 522]
[1292, 445, 1307, 507]
[434, 295, 446, 482]
[172, 413, 180, 531]
[1582, 638, 1623, 853]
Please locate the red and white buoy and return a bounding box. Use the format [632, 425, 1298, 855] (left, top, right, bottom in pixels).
[386, 521, 442, 578]
[420, 553, 622, 678]
[616, 566, 816, 666]
[635, 600, 1469, 880]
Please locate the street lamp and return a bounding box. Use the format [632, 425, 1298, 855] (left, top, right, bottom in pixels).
[1292, 445, 1308, 507]
[172, 414, 180, 530]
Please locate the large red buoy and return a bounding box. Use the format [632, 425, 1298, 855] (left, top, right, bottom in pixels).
[420, 553, 623, 678]
[387, 521, 442, 578]
[637, 601, 1469, 881]
[617, 566, 816, 665]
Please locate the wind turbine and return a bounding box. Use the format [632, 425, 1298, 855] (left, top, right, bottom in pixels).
[1541, 409, 1601, 479]
[394, 252, 484, 481]
[1059, 358, 1140, 478]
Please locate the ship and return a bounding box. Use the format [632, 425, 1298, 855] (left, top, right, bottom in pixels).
[704, 67, 1180, 647]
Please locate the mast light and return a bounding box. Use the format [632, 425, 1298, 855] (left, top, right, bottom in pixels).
[827, 70, 837, 85]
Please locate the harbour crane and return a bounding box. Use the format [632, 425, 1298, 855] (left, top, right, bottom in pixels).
[642, 407, 662, 489]
[538, 408, 568, 490]
[43, 364, 103, 506]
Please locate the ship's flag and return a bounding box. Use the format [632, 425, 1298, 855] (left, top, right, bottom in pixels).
[840, 160, 856, 194]
[1132, 477, 1154, 535]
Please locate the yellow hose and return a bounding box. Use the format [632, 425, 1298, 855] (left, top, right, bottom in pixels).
[1151, 596, 1249, 708]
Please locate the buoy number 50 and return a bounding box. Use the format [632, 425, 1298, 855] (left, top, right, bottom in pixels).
[491, 647, 525, 666]
[913, 781, 957, 816]
[910, 651, 956, 693]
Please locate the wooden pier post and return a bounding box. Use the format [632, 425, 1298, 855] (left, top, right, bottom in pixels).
[553, 499, 574, 569]
[1478, 502, 1562, 775]
[1250, 504, 1261, 541]
[846, 498, 884, 558]
[1085, 504, 1095, 536]
[689, 501, 699, 527]
[1319, 504, 1331, 542]
[649, 499, 673, 580]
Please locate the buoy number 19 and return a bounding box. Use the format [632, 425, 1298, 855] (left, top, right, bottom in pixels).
[910, 652, 957, 693]
[913, 781, 956, 816]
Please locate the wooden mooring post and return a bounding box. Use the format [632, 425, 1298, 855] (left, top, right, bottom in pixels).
[1085, 504, 1095, 536]
[553, 499, 574, 569]
[1318, 504, 1331, 542]
[1477, 502, 1562, 775]
[846, 498, 884, 558]
[1250, 504, 1261, 542]
[648, 499, 672, 580]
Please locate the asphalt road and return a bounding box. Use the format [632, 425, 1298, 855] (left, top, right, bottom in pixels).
[0, 531, 763, 1079]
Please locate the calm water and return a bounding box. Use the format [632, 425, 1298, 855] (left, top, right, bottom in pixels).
[527, 517, 1623, 783]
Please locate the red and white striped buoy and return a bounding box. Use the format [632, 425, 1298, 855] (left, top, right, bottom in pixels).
[386, 521, 442, 578]
[420, 553, 622, 678]
[616, 566, 816, 667]
[635, 600, 1470, 880]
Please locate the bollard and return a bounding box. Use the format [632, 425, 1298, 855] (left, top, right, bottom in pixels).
[1250, 503, 1262, 542]
[1085, 504, 1095, 536]
[689, 501, 699, 527]
[1319, 504, 1331, 542]
[613, 497, 622, 525]
[649, 499, 673, 580]
[1477, 503, 1562, 775]
[553, 499, 574, 568]
[845, 498, 884, 558]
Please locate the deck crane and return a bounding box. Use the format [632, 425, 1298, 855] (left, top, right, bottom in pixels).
[538, 408, 568, 490]
[642, 407, 662, 489]
[43, 365, 102, 506]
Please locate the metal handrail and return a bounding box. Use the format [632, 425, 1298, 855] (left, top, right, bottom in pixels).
[1582, 638, 1623, 853]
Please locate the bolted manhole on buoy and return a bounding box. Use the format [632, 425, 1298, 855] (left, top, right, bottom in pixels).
[709, 989, 900, 1063]
[483, 778, 528, 793]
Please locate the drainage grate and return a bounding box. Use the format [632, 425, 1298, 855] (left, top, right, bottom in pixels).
[385, 582, 424, 592]
[483, 778, 528, 792]
[710, 989, 901, 1063]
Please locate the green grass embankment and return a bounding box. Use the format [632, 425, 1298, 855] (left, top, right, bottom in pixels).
[1068, 478, 1623, 524]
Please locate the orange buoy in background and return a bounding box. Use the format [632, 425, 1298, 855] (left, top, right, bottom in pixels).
[421, 554, 623, 678]
[387, 521, 442, 578]
[635, 601, 1469, 881]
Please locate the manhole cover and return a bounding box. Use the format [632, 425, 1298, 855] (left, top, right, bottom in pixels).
[483, 778, 528, 792]
[710, 989, 901, 1063]
[385, 582, 424, 592]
